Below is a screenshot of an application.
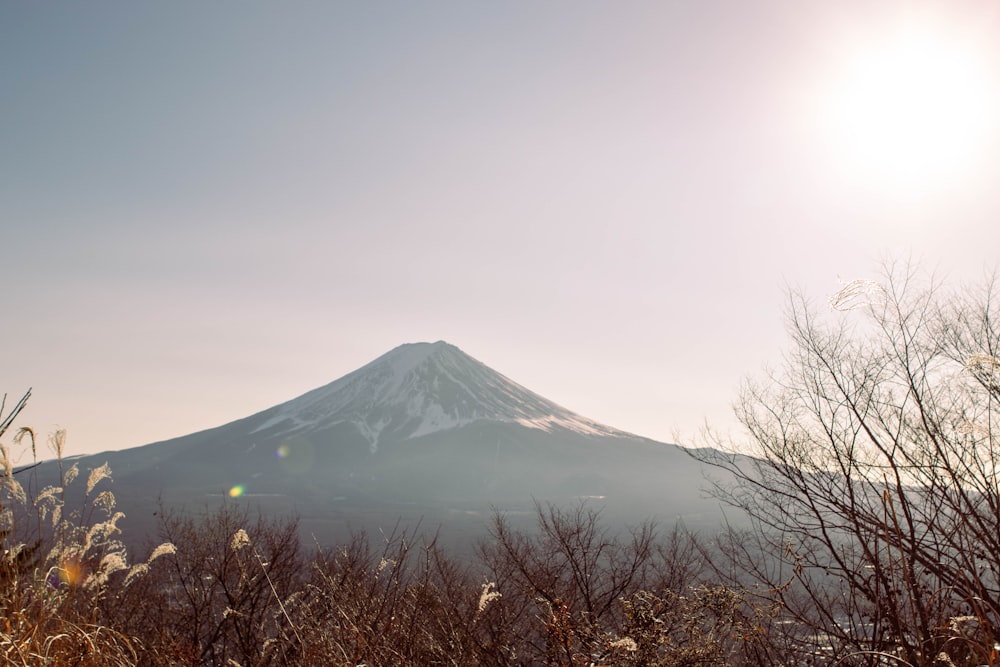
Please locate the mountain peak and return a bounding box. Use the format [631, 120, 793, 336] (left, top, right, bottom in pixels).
[377, 340, 459, 375]
[250, 342, 628, 451]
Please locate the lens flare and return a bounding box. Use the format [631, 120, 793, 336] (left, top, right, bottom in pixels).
[275, 437, 315, 474]
[59, 554, 88, 587]
[228, 485, 245, 498]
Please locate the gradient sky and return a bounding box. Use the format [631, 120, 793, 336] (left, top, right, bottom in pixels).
[5, 1, 1000, 458]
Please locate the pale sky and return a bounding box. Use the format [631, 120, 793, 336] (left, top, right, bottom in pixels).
[4, 1, 1000, 457]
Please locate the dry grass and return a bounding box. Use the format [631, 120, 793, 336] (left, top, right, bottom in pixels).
[4, 383, 1000, 665]
[0, 390, 173, 667]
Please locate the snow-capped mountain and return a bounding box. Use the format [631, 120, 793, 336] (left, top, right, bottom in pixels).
[39, 341, 728, 550]
[250, 341, 630, 452]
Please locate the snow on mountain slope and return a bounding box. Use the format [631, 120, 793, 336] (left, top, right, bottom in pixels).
[250, 341, 631, 451]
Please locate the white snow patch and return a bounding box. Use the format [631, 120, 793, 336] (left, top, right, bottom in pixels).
[355, 416, 390, 453]
[409, 403, 473, 439]
[514, 415, 617, 437]
[249, 415, 293, 434]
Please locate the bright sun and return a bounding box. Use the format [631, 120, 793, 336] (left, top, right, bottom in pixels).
[821, 20, 999, 197]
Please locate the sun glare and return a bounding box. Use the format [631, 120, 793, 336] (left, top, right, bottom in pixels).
[820, 19, 999, 197]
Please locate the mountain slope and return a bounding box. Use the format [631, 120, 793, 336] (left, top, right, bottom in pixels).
[247, 341, 632, 451]
[40, 342, 727, 549]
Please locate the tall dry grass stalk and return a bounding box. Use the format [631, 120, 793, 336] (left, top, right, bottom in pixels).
[0, 391, 173, 666]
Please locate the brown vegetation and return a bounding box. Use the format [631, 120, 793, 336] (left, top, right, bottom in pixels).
[3, 264, 999, 665]
[0, 405, 773, 666]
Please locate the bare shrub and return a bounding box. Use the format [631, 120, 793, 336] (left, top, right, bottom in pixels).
[102, 503, 301, 667]
[272, 525, 510, 666]
[695, 263, 1000, 665]
[478, 501, 776, 666]
[479, 502, 659, 664]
